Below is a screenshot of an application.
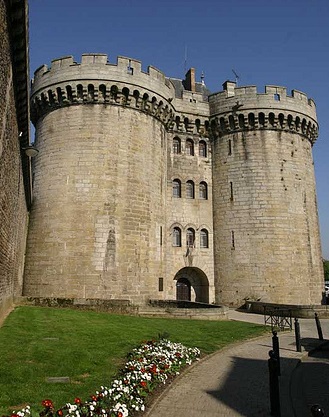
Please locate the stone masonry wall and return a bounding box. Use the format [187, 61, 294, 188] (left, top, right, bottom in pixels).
[164, 85, 214, 303]
[0, 0, 28, 321]
[24, 104, 167, 304]
[209, 83, 323, 306]
[166, 131, 214, 302]
[212, 129, 323, 306]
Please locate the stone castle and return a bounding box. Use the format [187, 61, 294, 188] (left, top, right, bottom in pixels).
[21, 53, 323, 307]
[0, 0, 324, 319]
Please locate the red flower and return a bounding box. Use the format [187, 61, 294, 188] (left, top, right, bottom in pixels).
[118, 412, 123, 417]
[42, 399, 54, 409]
[57, 410, 63, 416]
[11, 414, 19, 417]
[90, 395, 97, 402]
[140, 380, 147, 388]
[74, 398, 82, 405]
[150, 364, 157, 374]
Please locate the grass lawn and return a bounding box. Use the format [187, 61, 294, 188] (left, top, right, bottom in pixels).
[0, 306, 267, 415]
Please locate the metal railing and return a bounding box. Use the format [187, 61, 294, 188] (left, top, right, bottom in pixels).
[264, 307, 292, 331]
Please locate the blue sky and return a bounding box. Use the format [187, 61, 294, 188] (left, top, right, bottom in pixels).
[29, 0, 329, 259]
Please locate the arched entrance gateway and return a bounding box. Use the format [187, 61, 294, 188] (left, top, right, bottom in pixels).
[174, 267, 209, 303]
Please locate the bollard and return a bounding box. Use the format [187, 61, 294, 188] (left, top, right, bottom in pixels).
[272, 331, 281, 376]
[310, 404, 325, 416]
[315, 313, 324, 341]
[268, 350, 281, 416]
[294, 318, 302, 352]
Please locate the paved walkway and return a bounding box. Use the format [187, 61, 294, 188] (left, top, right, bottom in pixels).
[145, 310, 329, 417]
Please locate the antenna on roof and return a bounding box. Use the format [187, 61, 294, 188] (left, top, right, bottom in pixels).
[232, 69, 240, 86]
[184, 46, 188, 73]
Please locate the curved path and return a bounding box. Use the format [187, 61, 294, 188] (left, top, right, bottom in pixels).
[145, 310, 329, 417]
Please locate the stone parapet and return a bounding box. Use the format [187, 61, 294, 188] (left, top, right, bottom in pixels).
[246, 301, 329, 319]
[209, 83, 318, 144]
[16, 296, 138, 314]
[31, 54, 177, 127]
[30, 54, 210, 136]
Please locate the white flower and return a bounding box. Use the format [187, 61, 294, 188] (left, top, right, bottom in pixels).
[11, 339, 200, 417]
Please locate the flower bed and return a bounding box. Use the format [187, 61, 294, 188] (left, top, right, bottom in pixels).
[9, 339, 200, 417]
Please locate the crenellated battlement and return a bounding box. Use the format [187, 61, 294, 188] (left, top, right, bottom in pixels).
[24, 48, 324, 309]
[30, 54, 181, 127]
[210, 81, 316, 113]
[209, 81, 318, 143]
[30, 55, 319, 143]
[30, 54, 211, 134]
[32, 54, 169, 90]
[31, 80, 177, 128]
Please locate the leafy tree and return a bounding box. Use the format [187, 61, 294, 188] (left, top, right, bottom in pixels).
[323, 259, 329, 282]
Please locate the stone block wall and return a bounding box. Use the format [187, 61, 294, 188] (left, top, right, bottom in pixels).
[166, 131, 214, 303]
[210, 83, 323, 307]
[0, 0, 29, 322]
[24, 105, 167, 304]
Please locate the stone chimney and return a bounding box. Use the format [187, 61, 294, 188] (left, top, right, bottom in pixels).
[222, 80, 236, 97]
[184, 68, 196, 92]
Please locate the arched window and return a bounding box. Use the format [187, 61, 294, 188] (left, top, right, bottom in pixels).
[56, 87, 63, 104]
[186, 139, 194, 156]
[238, 114, 245, 129]
[48, 89, 55, 105]
[122, 87, 130, 103]
[110, 85, 118, 102]
[199, 182, 208, 200]
[66, 85, 73, 102]
[186, 228, 195, 247]
[295, 116, 300, 131]
[278, 113, 284, 128]
[229, 115, 235, 130]
[173, 179, 181, 198]
[258, 112, 265, 127]
[200, 229, 209, 248]
[173, 137, 181, 154]
[248, 113, 255, 128]
[220, 117, 226, 132]
[175, 116, 180, 130]
[184, 117, 189, 131]
[199, 140, 207, 157]
[173, 227, 181, 247]
[87, 84, 95, 101]
[99, 84, 107, 101]
[186, 180, 195, 199]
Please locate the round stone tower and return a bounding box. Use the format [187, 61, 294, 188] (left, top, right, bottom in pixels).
[209, 82, 323, 307]
[24, 54, 175, 304]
